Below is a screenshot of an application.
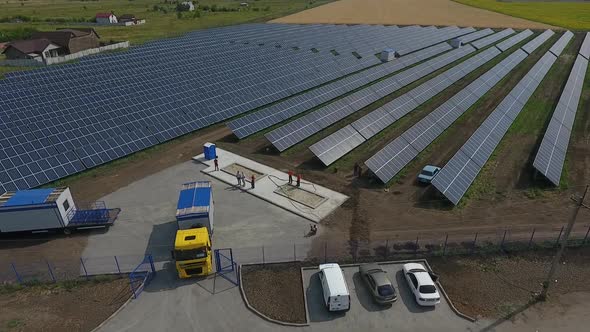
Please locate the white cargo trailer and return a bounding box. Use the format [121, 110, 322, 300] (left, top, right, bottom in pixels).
[0, 187, 117, 234]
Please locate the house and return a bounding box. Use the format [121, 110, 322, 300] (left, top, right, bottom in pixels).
[96, 12, 118, 24]
[118, 14, 145, 25]
[179, 1, 195, 11]
[32, 28, 100, 54]
[2, 39, 63, 61]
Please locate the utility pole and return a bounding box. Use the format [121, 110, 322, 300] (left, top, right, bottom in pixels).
[539, 185, 589, 301]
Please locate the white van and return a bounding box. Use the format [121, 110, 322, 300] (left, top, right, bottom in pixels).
[318, 263, 351, 312]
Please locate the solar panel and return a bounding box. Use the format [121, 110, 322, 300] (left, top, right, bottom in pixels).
[521, 29, 555, 55]
[266, 45, 476, 152]
[309, 125, 366, 166]
[549, 31, 574, 57]
[365, 48, 529, 183]
[533, 54, 588, 185]
[579, 32, 590, 60]
[432, 51, 557, 204]
[458, 28, 494, 44]
[496, 29, 533, 52]
[472, 29, 515, 50]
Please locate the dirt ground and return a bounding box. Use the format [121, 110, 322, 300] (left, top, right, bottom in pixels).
[0, 277, 130, 332]
[271, 0, 556, 29]
[241, 263, 306, 324]
[430, 246, 590, 319]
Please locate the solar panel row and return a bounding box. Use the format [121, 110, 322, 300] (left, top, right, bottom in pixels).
[365, 49, 529, 183]
[521, 29, 555, 55]
[533, 54, 588, 185]
[432, 51, 557, 204]
[579, 32, 590, 60]
[0, 24, 462, 192]
[549, 31, 574, 57]
[472, 29, 514, 50]
[496, 29, 533, 52]
[227, 27, 477, 138]
[227, 43, 453, 138]
[458, 28, 494, 44]
[310, 46, 502, 166]
[265, 44, 476, 152]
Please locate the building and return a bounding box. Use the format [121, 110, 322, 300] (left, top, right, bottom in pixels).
[31, 28, 100, 54]
[118, 14, 145, 25]
[2, 38, 63, 61]
[96, 12, 118, 24]
[179, 1, 195, 11]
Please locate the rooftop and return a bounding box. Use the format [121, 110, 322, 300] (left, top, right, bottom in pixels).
[3, 38, 56, 55]
[176, 181, 212, 217]
[0, 188, 65, 207]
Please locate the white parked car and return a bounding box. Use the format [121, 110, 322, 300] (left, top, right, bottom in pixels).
[402, 263, 441, 306]
[318, 263, 351, 312]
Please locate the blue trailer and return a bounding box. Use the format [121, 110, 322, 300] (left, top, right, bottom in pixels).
[175, 181, 214, 235]
[0, 187, 119, 234]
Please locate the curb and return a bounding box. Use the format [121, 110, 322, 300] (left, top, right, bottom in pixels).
[239, 262, 310, 327]
[90, 279, 144, 332]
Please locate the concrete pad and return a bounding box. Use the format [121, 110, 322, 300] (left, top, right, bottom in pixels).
[302, 263, 474, 330]
[193, 147, 348, 222]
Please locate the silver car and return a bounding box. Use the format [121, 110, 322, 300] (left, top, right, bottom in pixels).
[359, 263, 397, 304]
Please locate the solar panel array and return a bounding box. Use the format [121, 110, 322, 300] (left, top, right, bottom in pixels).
[310, 46, 502, 166]
[522, 29, 555, 55]
[496, 29, 533, 52]
[227, 28, 475, 138]
[265, 44, 476, 152]
[472, 29, 515, 50]
[579, 32, 590, 60]
[533, 54, 588, 185]
[458, 28, 494, 43]
[365, 49, 528, 183]
[549, 30, 574, 57]
[433, 51, 557, 205]
[0, 23, 471, 192]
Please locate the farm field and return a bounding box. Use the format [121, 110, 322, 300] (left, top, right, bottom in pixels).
[456, 0, 590, 30]
[272, 0, 555, 29]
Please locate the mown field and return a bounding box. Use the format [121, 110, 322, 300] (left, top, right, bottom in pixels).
[455, 0, 590, 30]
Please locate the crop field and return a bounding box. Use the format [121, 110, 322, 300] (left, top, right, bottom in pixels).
[455, 0, 590, 30]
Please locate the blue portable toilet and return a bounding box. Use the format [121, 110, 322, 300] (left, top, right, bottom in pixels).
[203, 142, 216, 160]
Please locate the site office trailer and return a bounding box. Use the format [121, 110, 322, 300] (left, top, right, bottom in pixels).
[0, 188, 76, 233]
[175, 181, 214, 235]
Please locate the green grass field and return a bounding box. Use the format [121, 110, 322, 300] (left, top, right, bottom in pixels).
[455, 0, 590, 30]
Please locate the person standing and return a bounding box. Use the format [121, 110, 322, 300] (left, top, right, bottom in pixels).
[288, 170, 293, 185]
[251, 174, 255, 189]
[235, 171, 241, 186]
[214, 156, 219, 171]
[296, 173, 301, 187]
[241, 172, 246, 187]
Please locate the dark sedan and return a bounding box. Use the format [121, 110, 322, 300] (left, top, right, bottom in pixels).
[359, 263, 397, 304]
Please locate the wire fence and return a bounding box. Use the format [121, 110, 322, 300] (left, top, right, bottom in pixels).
[231, 224, 590, 265]
[1, 254, 149, 284]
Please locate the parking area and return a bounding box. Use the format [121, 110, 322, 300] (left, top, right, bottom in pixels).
[81, 160, 313, 265]
[302, 263, 473, 330]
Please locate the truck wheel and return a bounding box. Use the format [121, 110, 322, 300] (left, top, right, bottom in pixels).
[63, 228, 72, 235]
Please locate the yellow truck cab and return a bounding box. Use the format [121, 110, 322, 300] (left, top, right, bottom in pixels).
[173, 181, 214, 278]
[174, 228, 212, 278]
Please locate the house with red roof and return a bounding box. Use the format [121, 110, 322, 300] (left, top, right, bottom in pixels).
[96, 12, 118, 24]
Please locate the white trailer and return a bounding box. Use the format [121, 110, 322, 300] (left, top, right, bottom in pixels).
[0, 187, 117, 234]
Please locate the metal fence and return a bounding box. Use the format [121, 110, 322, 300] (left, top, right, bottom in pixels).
[1, 254, 150, 284]
[230, 224, 590, 265]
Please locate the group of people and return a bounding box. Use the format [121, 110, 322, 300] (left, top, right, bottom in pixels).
[235, 171, 255, 189]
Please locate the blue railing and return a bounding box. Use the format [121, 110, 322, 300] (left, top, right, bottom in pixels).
[67, 201, 110, 225]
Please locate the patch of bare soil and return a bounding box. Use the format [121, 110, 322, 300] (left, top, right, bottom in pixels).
[429, 246, 590, 319]
[0, 277, 130, 332]
[241, 263, 306, 324]
[271, 0, 555, 29]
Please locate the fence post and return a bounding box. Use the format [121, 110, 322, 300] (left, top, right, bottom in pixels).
[501, 230, 507, 249]
[415, 236, 419, 253]
[583, 226, 590, 245]
[114, 256, 121, 274]
[293, 243, 297, 262]
[443, 234, 448, 256]
[262, 246, 265, 265]
[385, 240, 389, 259]
[46, 260, 56, 282]
[11, 263, 22, 284]
[129, 278, 137, 299]
[556, 226, 564, 247]
[472, 232, 478, 253]
[528, 228, 536, 248]
[148, 255, 155, 273]
[80, 258, 89, 280]
[324, 242, 327, 264]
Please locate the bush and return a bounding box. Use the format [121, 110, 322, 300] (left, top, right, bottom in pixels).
[0, 27, 38, 42]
